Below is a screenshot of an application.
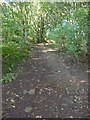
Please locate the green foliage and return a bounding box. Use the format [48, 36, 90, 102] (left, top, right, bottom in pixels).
[47, 3, 88, 60]
[1, 72, 16, 83]
[2, 41, 31, 75]
[1, 2, 88, 84]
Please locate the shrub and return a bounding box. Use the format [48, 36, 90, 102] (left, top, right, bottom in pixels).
[2, 41, 31, 77]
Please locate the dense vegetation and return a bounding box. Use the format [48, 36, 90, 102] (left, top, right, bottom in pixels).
[0, 1, 89, 83]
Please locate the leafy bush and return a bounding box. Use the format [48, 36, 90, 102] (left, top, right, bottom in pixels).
[2, 41, 31, 79]
[12, 35, 23, 43]
[47, 18, 87, 61]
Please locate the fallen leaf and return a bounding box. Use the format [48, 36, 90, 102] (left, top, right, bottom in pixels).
[10, 99, 15, 103]
[36, 116, 42, 118]
[28, 89, 36, 95]
[25, 107, 33, 112]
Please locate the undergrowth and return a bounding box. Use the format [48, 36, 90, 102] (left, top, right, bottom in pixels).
[2, 41, 31, 83]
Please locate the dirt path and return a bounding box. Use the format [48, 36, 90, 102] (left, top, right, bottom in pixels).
[2, 45, 89, 118]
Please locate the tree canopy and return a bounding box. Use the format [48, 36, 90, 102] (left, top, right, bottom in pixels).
[1, 1, 89, 82]
[1, 2, 88, 43]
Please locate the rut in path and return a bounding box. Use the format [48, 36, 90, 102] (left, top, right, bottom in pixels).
[2, 45, 89, 118]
